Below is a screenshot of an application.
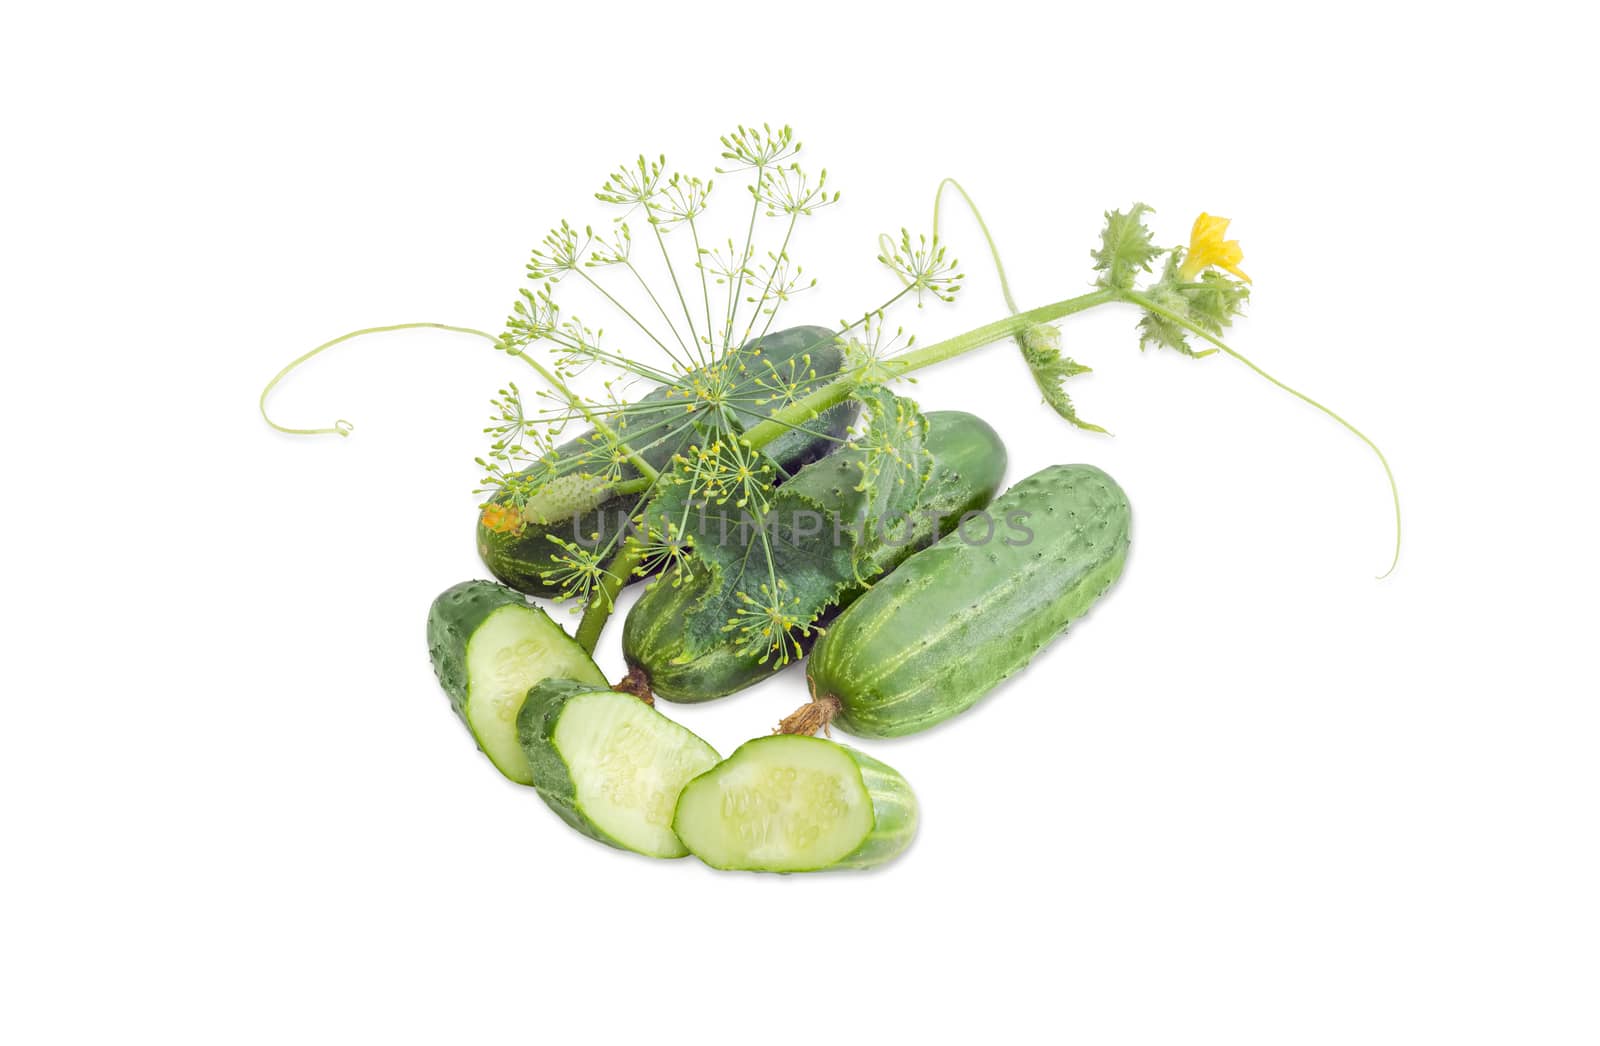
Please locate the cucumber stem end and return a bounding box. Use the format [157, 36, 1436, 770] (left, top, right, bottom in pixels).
[613, 665, 655, 706]
[776, 693, 841, 737]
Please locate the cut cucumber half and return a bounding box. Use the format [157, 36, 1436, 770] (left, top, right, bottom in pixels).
[427, 580, 608, 784]
[672, 735, 918, 872]
[518, 681, 720, 858]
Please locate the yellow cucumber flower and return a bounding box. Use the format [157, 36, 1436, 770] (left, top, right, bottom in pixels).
[479, 502, 524, 536]
[1179, 213, 1250, 283]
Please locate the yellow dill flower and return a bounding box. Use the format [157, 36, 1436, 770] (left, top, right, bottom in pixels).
[1179, 213, 1250, 283]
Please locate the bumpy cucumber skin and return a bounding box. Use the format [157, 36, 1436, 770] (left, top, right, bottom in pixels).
[671, 735, 918, 873]
[478, 326, 859, 597]
[807, 464, 1131, 738]
[622, 411, 1008, 704]
[425, 579, 533, 723]
[516, 679, 717, 858]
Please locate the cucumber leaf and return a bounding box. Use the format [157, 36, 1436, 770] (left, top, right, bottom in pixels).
[636, 389, 930, 666]
[1017, 324, 1104, 433]
[1092, 204, 1160, 290]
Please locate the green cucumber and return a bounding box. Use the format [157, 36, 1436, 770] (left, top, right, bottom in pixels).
[517, 680, 720, 858]
[621, 410, 1007, 703]
[800, 464, 1131, 738]
[426, 580, 608, 783]
[672, 735, 917, 872]
[478, 325, 858, 597]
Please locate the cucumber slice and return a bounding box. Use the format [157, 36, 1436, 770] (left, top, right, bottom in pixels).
[427, 580, 608, 784]
[518, 681, 720, 858]
[672, 735, 918, 872]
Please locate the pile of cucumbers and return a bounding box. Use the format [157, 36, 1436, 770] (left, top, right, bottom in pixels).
[428, 327, 1131, 873]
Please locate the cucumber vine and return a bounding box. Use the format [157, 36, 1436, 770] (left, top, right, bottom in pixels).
[261, 122, 1401, 665]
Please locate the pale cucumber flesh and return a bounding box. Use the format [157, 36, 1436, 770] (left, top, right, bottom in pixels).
[552, 691, 720, 858]
[672, 735, 878, 872]
[463, 605, 606, 784]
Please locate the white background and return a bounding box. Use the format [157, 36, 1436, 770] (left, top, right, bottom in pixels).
[3, 2, 1596, 1043]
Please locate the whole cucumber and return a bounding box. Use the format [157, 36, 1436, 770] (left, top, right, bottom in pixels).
[801, 464, 1130, 738]
[621, 411, 1008, 703]
[477, 325, 859, 597]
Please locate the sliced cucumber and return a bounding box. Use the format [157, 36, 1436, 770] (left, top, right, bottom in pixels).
[518, 681, 720, 858]
[427, 580, 608, 784]
[672, 735, 918, 872]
